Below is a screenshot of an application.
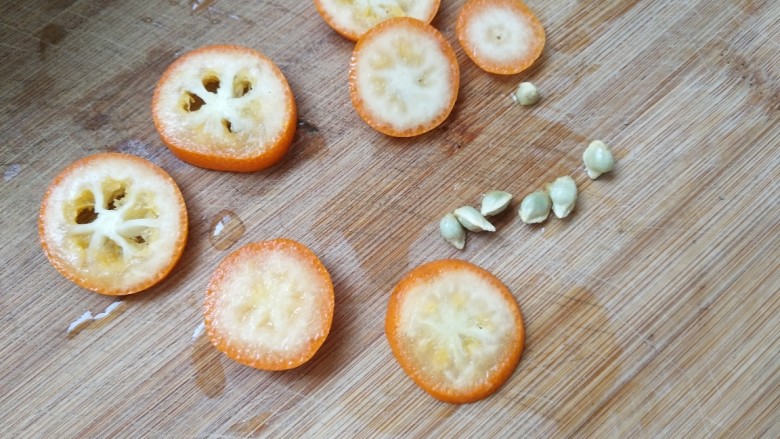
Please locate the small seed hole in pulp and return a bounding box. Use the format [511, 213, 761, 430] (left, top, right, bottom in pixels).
[223, 119, 233, 133]
[76, 206, 98, 224]
[233, 78, 252, 97]
[203, 76, 220, 93]
[490, 26, 508, 43]
[133, 236, 145, 244]
[184, 91, 205, 112]
[107, 188, 126, 210]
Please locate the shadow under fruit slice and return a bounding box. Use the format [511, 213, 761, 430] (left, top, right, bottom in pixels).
[152, 45, 297, 172]
[39, 153, 188, 296]
[386, 259, 525, 403]
[204, 239, 334, 370]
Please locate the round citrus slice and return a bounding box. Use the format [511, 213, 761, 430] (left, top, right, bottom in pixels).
[39, 153, 188, 296]
[314, 0, 441, 41]
[204, 239, 334, 370]
[152, 45, 297, 172]
[349, 17, 459, 137]
[456, 0, 545, 75]
[386, 259, 525, 403]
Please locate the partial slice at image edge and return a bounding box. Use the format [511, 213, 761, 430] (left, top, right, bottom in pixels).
[314, 0, 441, 41]
[456, 0, 545, 75]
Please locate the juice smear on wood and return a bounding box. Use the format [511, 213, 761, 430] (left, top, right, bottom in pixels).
[227, 412, 273, 436]
[191, 336, 226, 397]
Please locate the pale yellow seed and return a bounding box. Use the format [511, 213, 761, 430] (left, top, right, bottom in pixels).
[547, 176, 578, 218]
[480, 190, 513, 216]
[513, 82, 540, 106]
[439, 213, 466, 250]
[453, 206, 496, 232]
[519, 191, 552, 224]
[583, 140, 615, 179]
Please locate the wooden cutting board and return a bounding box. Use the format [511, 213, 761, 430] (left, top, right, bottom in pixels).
[1, 0, 778, 437]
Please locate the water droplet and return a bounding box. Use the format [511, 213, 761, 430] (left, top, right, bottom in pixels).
[113, 139, 155, 161]
[209, 210, 245, 251]
[189, 0, 215, 12]
[66, 301, 126, 337]
[3, 164, 22, 182]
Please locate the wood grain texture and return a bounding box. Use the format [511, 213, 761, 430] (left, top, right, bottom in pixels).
[1, 0, 778, 437]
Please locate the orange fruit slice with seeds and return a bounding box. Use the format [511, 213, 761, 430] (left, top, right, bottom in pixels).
[39, 153, 188, 296]
[456, 0, 545, 75]
[386, 259, 525, 403]
[204, 239, 334, 370]
[349, 17, 459, 137]
[152, 45, 297, 172]
[314, 0, 441, 41]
